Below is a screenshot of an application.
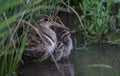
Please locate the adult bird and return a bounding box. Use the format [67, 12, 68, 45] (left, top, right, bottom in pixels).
[22, 15, 69, 64]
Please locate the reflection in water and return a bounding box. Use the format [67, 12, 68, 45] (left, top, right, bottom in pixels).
[17, 60, 74, 76]
[17, 44, 120, 76]
[71, 44, 120, 76]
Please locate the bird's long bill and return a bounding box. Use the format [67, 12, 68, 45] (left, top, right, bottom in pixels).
[53, 22, 69, 30]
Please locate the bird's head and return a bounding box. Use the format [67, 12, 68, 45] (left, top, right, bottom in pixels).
[39, 16, 69, 30]
[61, 30, 71, 39]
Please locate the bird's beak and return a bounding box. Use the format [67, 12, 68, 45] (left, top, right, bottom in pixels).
[52, 21, 69, 30]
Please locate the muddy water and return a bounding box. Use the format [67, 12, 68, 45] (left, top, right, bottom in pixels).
[17, 60, 74, 76]
[71, 44, 120, 76]
[17, 44, 120, 76]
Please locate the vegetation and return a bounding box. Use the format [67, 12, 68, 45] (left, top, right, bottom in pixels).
[0, 0, 60, 75]
[0, 0, 120, 76]
[71, 0, 120, 46]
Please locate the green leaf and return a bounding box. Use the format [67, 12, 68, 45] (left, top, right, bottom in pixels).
[0, 15, 18, 33]
[0, 0, 23, 12]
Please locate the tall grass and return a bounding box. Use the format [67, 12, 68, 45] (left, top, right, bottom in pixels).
[0, 0, 60, 75]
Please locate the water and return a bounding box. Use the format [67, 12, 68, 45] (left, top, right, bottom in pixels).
[17, 44, 120, 76]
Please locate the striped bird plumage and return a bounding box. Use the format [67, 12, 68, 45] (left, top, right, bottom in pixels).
[22, 15, 69, 64]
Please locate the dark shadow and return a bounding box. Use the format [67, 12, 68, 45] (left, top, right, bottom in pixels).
[17, 60, 74, 76]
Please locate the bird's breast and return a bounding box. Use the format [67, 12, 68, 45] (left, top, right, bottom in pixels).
[22, 27, 57, 63]
[43, 32, 57, 53]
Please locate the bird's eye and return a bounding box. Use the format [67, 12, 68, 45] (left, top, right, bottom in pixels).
[44, 17, 48, 21]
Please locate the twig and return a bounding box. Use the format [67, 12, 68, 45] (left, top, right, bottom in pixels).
[31, 0, 42, 7]
[60, 0, 87, 34]
[12, 11, 26, 64]
[3, 12, 25, 64]
[60, 0, 95, 39]
[49, 51, 61, 72]
[20, 20, 45, 44]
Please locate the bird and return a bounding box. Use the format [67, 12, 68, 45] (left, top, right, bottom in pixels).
[62, 30, 73, 59]
[51, 30, 73, 62]
[22, 15, 69, 64]
[51, 41, 64, 62]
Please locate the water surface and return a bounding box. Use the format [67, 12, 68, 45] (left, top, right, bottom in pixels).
[17, 44, 120, 76]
